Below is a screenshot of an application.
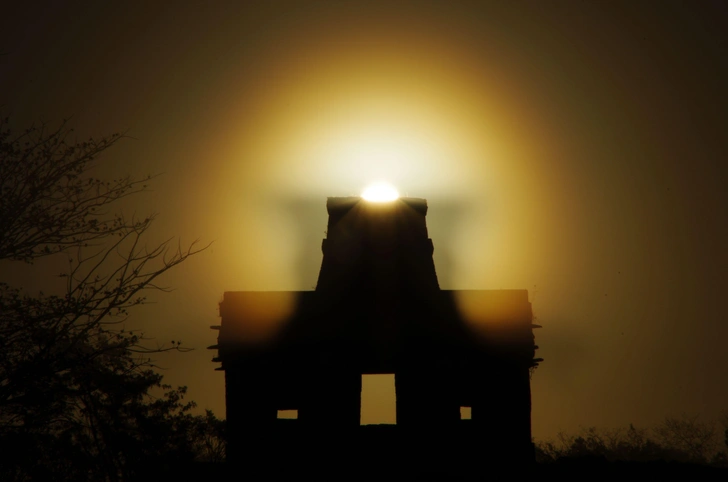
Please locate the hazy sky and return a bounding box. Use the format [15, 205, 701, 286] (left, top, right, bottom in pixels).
[2, 1, 727, 440]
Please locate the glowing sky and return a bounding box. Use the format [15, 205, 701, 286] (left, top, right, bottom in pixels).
[2, 1, 727, 439]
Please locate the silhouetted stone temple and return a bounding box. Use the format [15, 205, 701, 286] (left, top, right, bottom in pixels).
[210, 197, 542, 474]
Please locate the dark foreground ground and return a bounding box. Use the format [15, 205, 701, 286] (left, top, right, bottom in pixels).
[144, 459, 727, 481]
[143, 424, 728, 481]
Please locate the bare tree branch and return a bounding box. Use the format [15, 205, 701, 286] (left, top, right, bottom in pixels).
[0, 117, 159, 262]
[0, 116, 221, 479]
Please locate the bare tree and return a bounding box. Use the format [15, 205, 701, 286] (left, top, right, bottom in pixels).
[0, 116, 215, 481]
[0, 118, 154, 262]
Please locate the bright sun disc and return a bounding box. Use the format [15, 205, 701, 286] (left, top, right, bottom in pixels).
[362, 182, 399, 202]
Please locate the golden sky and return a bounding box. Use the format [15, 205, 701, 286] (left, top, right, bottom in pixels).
[2, 1, 727, 439]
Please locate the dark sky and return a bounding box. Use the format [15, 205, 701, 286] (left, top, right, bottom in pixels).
[2, 1, 727, 440]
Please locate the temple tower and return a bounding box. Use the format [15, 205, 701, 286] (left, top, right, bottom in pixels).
[211, 195, 541, 472]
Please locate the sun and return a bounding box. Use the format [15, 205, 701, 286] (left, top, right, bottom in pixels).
[361, 182, 399, 202]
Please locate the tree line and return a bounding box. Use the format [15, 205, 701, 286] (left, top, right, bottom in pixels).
[536, 414, 728, 467]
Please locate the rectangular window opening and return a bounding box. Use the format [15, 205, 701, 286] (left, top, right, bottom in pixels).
[361, 374, 396, 425]
[278, 409, 298, 419]
[460, 406, 472, 420]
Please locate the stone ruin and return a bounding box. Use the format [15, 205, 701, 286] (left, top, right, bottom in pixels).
[210, 196, 541, 474]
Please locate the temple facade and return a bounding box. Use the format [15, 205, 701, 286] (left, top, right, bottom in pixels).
[210, 197, 541, 473]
